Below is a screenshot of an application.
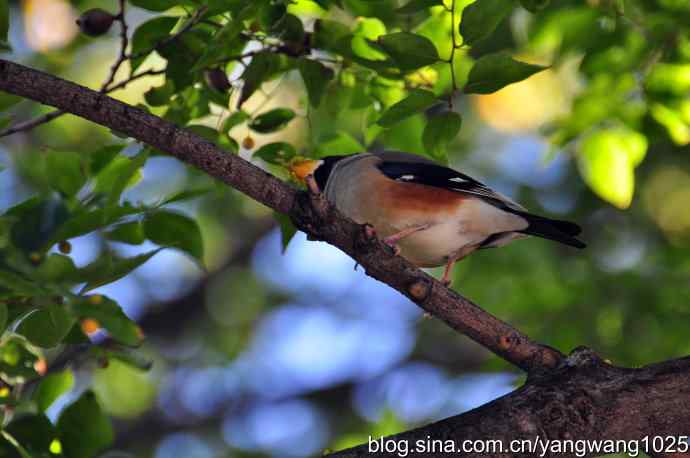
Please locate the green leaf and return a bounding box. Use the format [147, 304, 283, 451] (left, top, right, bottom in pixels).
[72, 296, 141, 346]
[95, 152, 148, 207]
[33, 370, 74, 412]
[187, 125, 219, 143]
[520, 0, 550, 12]
[0, 270, 41, 296]
[79, 249, 161, 292]
[143, 210, 204, 261]
[0, 0, 10, 48]
[650, 103, 690, 145]
[45, 152, 86, 197]
[298, 59, 334, 108]
[249, 108, 296, 133]
[313, 19, 352, 55]
[16, 305, 75, 348]
[6, 414, 57, 456]
[577, 128, 647, 209]
[0, 337, 39, 379]
[90, 145, 126, 174]
[377, 32, 440, 70]
[314, 132, 364, 157]
[646, 63, 690, 96]
[397, 0, 444, 14]
[0, 302, 6, 334]
[7, 198, 70, 252]
[0, 92, 20, 111]
[273, 13, 304, 43]
[253, 142, 297, 165]
[144, 80, 175, 107]
[274, 212, 297, 253]
[222, 111, 251, 133]
[103, 346, 153, 371]
[237, 52, 283, 108]
[192, 6, 253, 71]
[460, 0, 513, 45]
[422, 112, 462, 163]
[57, 391, 113, 458]
[50, 205, 141, 245]
[352, 17, 387, 61]
[161, 188, 212, 205]
[104, 221, 145, 245]
[35, 254, 78, 282]
[129, 0, 178, 12]
[377, 89, 437, 127]
[465, 52, 547, 94]
[130, 16, 179, 71]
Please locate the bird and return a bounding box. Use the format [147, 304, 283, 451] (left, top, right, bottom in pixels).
[291, 150, 585, 285]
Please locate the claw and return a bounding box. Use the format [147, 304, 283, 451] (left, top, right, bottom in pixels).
[383, 238, 401, 256]
[305, 174, 321, 195]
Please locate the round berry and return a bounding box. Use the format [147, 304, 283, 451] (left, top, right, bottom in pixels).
[76, 8, 115, 37]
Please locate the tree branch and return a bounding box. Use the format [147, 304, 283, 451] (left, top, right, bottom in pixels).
[329, 348, 690, 457]
[100, 0, 129, 92]
[0, 58, 562, 374]
[0, 68, 164, 138]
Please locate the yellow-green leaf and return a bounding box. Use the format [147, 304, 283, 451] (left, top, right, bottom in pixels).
[577, 128, 647, 209]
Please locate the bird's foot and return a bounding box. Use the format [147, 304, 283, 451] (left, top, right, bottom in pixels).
[382, 237, 401, 256]
[305, 174, 321, 195]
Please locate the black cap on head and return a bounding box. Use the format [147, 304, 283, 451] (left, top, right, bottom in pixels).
[314, 155, 347, 191]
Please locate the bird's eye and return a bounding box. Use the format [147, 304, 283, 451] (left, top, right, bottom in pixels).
[398, 174, 416, 181]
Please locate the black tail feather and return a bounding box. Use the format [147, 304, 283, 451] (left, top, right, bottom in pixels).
[516, 213, 586, 249]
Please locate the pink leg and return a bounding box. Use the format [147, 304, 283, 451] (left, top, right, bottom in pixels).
[440, 243, 481, 287]
[382, 224, 430, 255]
[441, 258, 456, 286]
[305, 174, 321, 195]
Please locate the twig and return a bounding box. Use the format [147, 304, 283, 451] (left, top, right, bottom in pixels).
[22, 343, 92, 391]
[448, 0, 458, 108]
[0, 68, 164, 138]
[100, 0, 128, 92]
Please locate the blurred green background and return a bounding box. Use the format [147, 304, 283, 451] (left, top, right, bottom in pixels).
[1, 0, 689, 456]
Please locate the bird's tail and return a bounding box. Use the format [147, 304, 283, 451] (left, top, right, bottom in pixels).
[514, 212, 586, 249]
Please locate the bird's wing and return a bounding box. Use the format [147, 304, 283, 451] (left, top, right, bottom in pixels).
[376, 157, 526, 213]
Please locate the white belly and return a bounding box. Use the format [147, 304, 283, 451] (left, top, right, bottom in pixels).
[381, 198, 528, 267]
[396, 221, 481, 267]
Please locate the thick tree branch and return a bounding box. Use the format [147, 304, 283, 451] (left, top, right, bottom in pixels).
[330, 348, 690, 457]
[0, 58, 562, 374]
[0, 67, 164, 137]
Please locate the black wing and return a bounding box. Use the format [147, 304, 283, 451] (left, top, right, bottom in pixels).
[376, 159, 524, 213]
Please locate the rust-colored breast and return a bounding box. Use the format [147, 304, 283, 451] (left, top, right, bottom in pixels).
[377, 178, 467, 215]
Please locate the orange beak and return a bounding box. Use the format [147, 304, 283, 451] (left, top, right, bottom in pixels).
[289, 159, 323, 183]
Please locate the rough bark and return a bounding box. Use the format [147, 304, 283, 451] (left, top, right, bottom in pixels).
[331, 348, 690, 457]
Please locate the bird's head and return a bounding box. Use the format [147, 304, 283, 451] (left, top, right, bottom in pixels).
[288, 155, 348, 191]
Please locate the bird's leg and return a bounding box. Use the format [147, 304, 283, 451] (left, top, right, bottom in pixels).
[441, 258, 456, 287]
[441, 243, 481, 286]
[304, 174, 321, 195]
[382, 224, 430, 256]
